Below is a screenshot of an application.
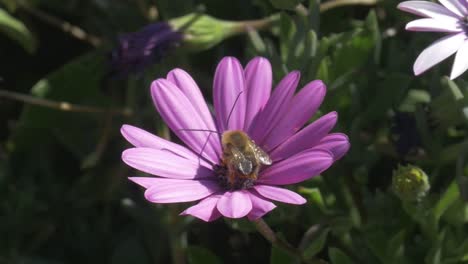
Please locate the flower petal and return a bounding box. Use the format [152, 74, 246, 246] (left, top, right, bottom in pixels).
[450, 39, 468, 79]
[166, 68, 216, 130]
[180, 195, 222, 222]
[262, 80, 326, 151]
[216, 191, 252, 218]
[312, 133, 350, 161]
[438, 0, 467, 17]
[121, 125, 211, 167]
[213, 57, 247, 131]
[258, 149, 333, 185]
[248, 71, 300, 144]
[122, 148, 213, 179]
[397, 1, 460, 21]
[413, 33, 466, 75]
[152, 78, 221, 163]
[129, 177, 221, 203]
[254, 185, 306, 205]
[405, 18, 462, 32]
[270, 112, 338, 161]
[246, 192, 276, 220]
[244, 57, 272, 130]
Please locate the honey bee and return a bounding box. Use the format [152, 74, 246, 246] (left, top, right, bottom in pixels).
[220, 130, 272, 188]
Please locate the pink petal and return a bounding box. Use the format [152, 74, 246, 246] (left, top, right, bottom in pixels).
[413, 33, 466, 75]
[397, 1, 460, 21]
[405, 18, 462, 32]
[438, 0, 467, 17]
[262, 80, 326, 151]
[246, 192, 276, 220]
[180, 195, 222, 222]
[121, 125, 211, 167]
[167, 68, 217, 131]
[254, 185, 306, 205]
[122, 148, 213, 179]
[248, 71, 300, 144]
[244, 57, 272, 131]
[450, 39, 468, 79]
[128, 177, 221, 203]
[213, 57, 247, 131]
[270, 112, 338, 161]
[312, 133, 350, 161]
[258, 149, 334, 185]
[216, 191, 252, 218]
[152, 79, 221, 164]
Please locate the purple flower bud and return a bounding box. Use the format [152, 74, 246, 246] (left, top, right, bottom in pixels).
[110, 22, 182, 78]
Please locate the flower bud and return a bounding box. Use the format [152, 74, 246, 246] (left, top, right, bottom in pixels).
[392, 164, 430, 202]
[110, 22, 182, 78]
[168, 13, 238, 51]
[169, 13, 277, 52]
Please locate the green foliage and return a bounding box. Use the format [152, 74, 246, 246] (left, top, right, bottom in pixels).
[187, 246, 222, 264]
[0, 7, 36, 52]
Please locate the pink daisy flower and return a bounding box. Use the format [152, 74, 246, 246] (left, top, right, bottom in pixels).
[398, 0, 468, 79]
[121, 57, 350, 222]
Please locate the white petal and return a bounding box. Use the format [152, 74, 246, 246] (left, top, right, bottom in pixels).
[398, 1, 461, 21]
[406, 18, 462, 32]
[413, 33, 466, 75]
[450, 40, 468, 79]
[438, 0, 467, 17]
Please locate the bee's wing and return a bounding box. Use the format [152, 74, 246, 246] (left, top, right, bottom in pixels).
[230, 146, 253, 175]
[251, 141, 272, 165]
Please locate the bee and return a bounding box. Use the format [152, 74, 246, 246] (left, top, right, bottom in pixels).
[220, 130, 272, 188]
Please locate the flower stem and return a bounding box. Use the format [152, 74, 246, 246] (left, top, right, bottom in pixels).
[319, 0, 377, 12]
[0, 89, 132, 116]
[253, 218, 299, 257]
[253, 218, 329, 264]
[168, 205, 187, 264]
[17, 0, 103, 47]
[229, 15, 280, 34]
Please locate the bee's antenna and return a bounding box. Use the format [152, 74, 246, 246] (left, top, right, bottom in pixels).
[177, 128, 219, 166]
[225, 90, 244, 128]
[178, 128, 221, 135]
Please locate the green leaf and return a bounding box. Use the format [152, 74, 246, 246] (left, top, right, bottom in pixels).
[298, 187, 327, 213]
[399, 89, 431, 112]
[270, 245, 298, 264]
[329, 247, 355, 264]
[247, 29, 267, 53]
[425, 229, 446, 264]
[111, 236, 150, 264]
[279, 13, 296, 63]
[302, 228, 330, 259]
[442, 198, 468, 225]
[187, 246, 222, 264]
[434, 181, 460, 221]
[366, 232, 388, 263]
[1, 0, 16, 12]
[0, 8, 37, 53]
[386, 230, 406, 263]
[364, 10, 381, 64]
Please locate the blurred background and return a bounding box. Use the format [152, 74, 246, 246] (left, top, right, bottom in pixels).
[1, 0, 468, 263]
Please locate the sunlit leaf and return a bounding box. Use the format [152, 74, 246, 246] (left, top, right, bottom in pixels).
[0, 8, 37, 53]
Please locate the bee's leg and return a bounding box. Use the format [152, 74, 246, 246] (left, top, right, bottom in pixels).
[228, 171, 236, 188]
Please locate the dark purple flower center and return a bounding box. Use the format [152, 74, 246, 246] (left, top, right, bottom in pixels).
[463, 16, 468, 30]
[213, 164, 256, 190]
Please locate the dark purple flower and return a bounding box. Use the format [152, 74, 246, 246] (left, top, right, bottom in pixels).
[110, 22, 182, 78]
